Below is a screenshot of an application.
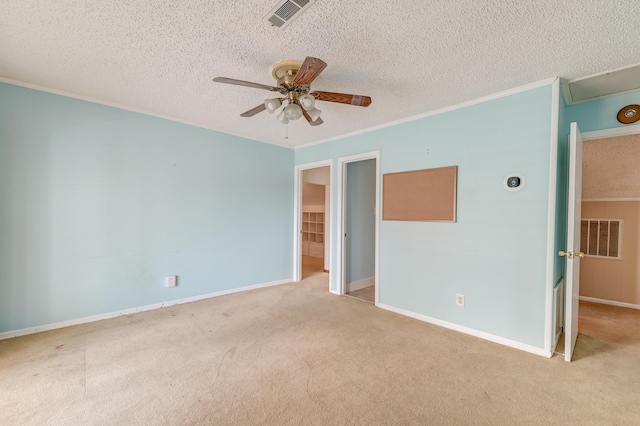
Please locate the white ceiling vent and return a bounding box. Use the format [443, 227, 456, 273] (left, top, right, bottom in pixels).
[265, 0, 315, 29]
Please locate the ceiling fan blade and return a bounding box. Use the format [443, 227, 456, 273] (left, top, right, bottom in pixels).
[213, 77, 280, 92]
[302, 110, 323, 126]
[311, 91, 372, 107]
[240, 103, 267, 117]
[293, 57, 327, 86]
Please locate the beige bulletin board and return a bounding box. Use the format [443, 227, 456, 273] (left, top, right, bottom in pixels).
[383, 166, 457, 222]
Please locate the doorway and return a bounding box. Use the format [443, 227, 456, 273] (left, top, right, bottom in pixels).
[562, 123, 640, 361]
[293, 160, 332, 287]
[337, 151, 380, 304]
[301, 168, 329, 279]
[579, 129, 640, 310]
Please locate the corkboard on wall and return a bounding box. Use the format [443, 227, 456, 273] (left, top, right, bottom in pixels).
[383, 166, 457, 222]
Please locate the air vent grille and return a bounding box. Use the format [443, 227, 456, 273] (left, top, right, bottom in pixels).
[580, 219, 622, 259]
[275, 1, 299, 21]
[265, 0, 315, 29]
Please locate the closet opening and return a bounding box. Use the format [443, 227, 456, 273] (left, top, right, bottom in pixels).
[293, 161, 332, 288]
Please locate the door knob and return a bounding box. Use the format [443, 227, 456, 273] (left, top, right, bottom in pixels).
[559, 250, 584, 259]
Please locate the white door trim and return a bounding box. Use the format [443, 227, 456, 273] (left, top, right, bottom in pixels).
[564, 122, 583, 362]
[544, 78, 560, 354]
[581, 123, 640, 140]
[336, 151, 381, 305]
[293, 159, 333, 287]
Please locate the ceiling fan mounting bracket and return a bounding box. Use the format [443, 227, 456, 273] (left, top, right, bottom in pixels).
[270, 59, 302, 82]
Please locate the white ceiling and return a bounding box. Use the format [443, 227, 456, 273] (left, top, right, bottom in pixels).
[1, 0, 639, 148]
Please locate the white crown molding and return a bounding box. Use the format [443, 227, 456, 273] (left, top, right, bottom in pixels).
[2, 75, 559, 151]
[0, 75, 291, 149]
[0, 278, 292, 340]
[295, 77, 559, 149]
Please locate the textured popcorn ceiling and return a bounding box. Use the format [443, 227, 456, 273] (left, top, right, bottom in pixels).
[583, 134, 640, 200]
[1, 1, 640, 148]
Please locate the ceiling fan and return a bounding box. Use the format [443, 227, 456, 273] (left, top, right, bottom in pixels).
[213, 57, 372, 126]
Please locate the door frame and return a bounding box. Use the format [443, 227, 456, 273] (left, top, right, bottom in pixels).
[582, 123, 640, 142]
[564, 122, 583, 362]
[336, 151, 381, 304]
[559, 122, 640, 360]
[544, 78, 561, 355]
[293, 160, 333, 285]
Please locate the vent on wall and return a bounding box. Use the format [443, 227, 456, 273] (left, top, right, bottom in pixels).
[265, 0, 315, 29]
[580, 219, 622, 259]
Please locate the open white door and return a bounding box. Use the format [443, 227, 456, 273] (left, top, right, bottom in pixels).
[562, 122, 584, 362]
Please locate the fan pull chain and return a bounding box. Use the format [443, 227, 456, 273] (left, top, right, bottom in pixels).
[285, 123, 289, 139]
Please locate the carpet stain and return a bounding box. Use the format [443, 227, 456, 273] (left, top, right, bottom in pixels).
[3, 278, 639, 425]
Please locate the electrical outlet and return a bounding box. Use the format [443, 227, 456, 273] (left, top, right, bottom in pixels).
[166, 276, 177, 288]
[456, 294, 465, 307]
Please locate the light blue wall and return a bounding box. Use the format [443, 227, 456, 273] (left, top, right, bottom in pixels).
[0, 83, 294, 333]
[345, 159, 376, 284]
[296, 85, 554, 348]
[565, 91, 640, 132]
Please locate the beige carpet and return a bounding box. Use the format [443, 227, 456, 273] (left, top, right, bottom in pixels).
[1, 274, 639, 425]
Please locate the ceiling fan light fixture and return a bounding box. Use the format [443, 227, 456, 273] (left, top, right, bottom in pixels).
[284, 103, 303, 120]
[264, 98, 282, 113]
[277, 109, 289, 124]
[306, 107, 322, 122]
[213, 56, 371, 127]
[299, 94, 315, 110]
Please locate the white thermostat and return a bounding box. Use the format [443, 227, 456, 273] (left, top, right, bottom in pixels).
[504, 174, 525, 191]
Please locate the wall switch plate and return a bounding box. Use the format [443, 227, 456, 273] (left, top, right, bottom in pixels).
[166, 276, 177, 288]
[456, 294, 465, 307]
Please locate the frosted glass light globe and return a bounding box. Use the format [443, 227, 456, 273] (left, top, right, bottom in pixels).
[299, 94, 316, 111]
[277, 110, 289, 124]
[264, 98, 282, 114]
[284, 103, 303, 120]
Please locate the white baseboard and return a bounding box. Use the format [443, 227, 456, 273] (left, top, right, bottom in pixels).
[579, 296, 640, 310]
[346, 277, 374, 293]
[0, 278, 292, 341]
[377, 303, 551, 358]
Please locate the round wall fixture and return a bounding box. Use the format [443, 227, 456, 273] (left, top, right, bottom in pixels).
[504, 174, 525, 191]
[617, 105, 640, 124]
